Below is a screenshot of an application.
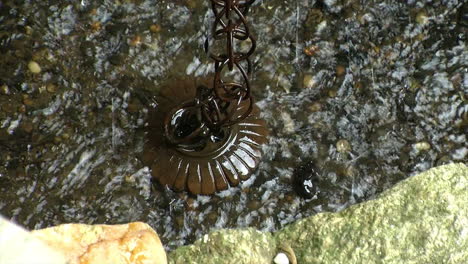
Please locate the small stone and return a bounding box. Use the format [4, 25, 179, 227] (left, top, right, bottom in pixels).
[61, 133, 70, 140]
[328, 89, 337, 98]
[125, 174, 135, 183]
[130, 35, 142, 46]
[336, 65, 346, 77]
[293, 162, 320, 199]
[22, 96, 34, 106]
[32, 222, 167, 264]
[336, 139, 351, 153]
[273, 252, 289, 264]
[206, 211, 218, 224]
[90, 21, 101, 32]
[25, 25, 33, 35]
[18, 104, 27, 113]
[303, 45, 319, 56]
[46, 83, 57, 93]
[303, 74, 316, 89]
[308, 102, 322, 112]
[0, 84, 10, 95]
[28, 61, 41, 74]
[149, 24, 161, 33]
[185, 197, 197, 210]
[416, 10, 429, 25]
[414, 141, 431, 151]
[38, 85, 47, 93]
[345, 165, 357, 178]
[281, 112, 295, 134]
[247, 199, 261, 210]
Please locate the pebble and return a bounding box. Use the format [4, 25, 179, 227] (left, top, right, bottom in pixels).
[130, 35, 142, 46]
[336, 65, 346, 77]
[46, 83, 57, 93]
[303, 74, 316, 89]
[293, 162, 319, 199]
[185, 197, 197, 211]
[273, 253, 289, 264]
[206, 211, 218, 224]
[328, 89, 337, 98]
[22, 96, 34, 106]
[0, 84, 10, 95]
[18, 104, 27, 113]
[61, 133, 70, 140]
[90, 21, 101, 32]
[28, 61, 41, 74]
[281, 112, 295, 134]
[125, 175, 135, 183]
[414, 141, 431, 151]
[308, 102, 322, 112]
[303, 45, 319, 56]
[246, 199, 261, 210]
[336, 139, 351, 153]
[416, 10, 429, 25]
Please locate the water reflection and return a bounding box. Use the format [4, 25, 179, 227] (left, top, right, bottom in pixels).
[0, 0, 466, 250]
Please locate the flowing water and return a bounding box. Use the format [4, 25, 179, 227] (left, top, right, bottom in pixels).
[0, 0, 467, 250]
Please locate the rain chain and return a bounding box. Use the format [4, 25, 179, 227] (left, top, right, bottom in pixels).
[147, 0, 268, 195]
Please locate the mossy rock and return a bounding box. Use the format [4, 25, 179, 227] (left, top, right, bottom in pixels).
[169, 163, 468, 263]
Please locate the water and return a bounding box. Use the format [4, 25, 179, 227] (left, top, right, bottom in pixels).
[0, 0, 467, 250]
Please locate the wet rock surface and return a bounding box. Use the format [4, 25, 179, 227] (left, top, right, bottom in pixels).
[169, 163, 468, 263]
[0, 0, 467, 250]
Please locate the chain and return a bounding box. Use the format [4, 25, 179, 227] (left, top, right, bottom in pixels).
[164, 0, 257, 146]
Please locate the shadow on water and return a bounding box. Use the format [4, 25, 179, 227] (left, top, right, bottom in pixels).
[0, 0, 466, 250]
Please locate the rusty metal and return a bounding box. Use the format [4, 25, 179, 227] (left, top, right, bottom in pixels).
[144, 0, 267, 195]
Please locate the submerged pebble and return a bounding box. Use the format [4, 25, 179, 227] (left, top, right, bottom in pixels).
[293, 162, 320, 199]
[336, 139, 351, 153]
[28, 61, 41, 73]
[0, 85, 10, 95]
[303, 74, 316, 89]
[414, 142, 431, 151]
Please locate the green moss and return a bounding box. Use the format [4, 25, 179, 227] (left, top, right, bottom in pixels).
[169, 164, 468, 263]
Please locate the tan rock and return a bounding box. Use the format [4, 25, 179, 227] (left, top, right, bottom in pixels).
[32, 222, 167, 264]
[28, 60, 41, 73]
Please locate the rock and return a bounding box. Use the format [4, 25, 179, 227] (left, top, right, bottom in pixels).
[0, 84, 9, 95]
[28, 60, 41, 73]
[281, 112, 295, 134]
[169, 229, 276, 264]
[32, 222, 167, 264]
[303, 74, 317, 88]
[0, 216, 67, 264]
[293, 161, 320, 199]
[336, 139, 351, 153]
[169, 163, 468, 263]
[277, 163, 468, 263]
[273, 253, 289, 264]
[414, 141, 431, 151]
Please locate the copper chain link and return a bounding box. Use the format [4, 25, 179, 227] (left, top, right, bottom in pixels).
[164, 0, 257, 145]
